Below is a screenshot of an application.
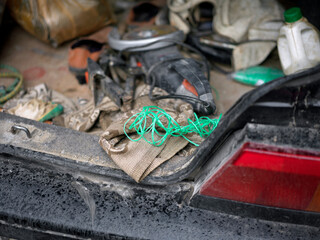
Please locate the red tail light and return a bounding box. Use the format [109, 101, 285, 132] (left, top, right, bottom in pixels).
[200, 143, 320, 212]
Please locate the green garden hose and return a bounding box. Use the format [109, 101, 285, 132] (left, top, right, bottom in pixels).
[0, 65, 23, 104]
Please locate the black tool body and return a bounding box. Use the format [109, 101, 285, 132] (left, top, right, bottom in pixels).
[137, 45, 216, 115]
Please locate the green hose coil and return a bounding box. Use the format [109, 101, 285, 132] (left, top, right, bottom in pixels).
[0, 64, 23, 104]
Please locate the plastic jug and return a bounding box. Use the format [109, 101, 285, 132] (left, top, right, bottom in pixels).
[277, 7, 320, 75]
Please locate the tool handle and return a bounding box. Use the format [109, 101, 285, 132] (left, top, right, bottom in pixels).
[170, 59, 216, 114]
[139, 46, 216, 115]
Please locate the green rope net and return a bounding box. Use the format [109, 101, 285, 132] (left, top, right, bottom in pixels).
[124, 106, 221, 146]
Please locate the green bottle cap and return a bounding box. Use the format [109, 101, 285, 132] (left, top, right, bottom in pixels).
[284, 7, 303, 23]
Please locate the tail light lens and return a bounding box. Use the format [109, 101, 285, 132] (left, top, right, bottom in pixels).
[200, 143, 320, 212]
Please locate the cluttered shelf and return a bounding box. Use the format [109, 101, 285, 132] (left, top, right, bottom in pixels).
[1, 0, 319, 184]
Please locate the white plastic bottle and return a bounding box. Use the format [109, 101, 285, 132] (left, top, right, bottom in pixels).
[277, 7, 320, 75]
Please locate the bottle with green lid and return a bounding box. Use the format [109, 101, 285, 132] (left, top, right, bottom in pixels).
[277, 7, 320, 75]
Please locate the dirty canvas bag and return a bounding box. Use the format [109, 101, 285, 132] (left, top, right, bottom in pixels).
[99, 86, 195, 182]
[168, 0, 284, 70]
[64, 96, 119, 132]
[7, 0, 115, 46]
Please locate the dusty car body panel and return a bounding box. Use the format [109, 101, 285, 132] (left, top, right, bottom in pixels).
[0, 153, 319, 239]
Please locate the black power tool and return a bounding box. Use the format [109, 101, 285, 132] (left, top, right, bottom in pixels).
[106, 25, 216, 115]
